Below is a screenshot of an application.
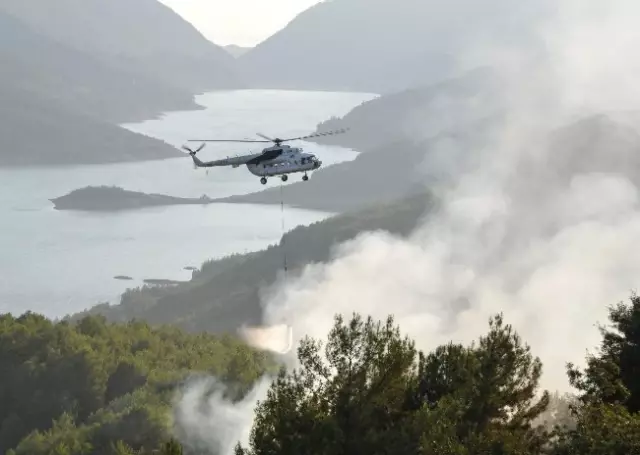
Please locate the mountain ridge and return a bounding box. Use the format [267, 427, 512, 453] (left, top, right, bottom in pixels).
[0, 10, 200, 124]
[0, 85, 183, 166]
[0, 0, 244, 94]
[0, 0, 244, 166]
[238, 0, 554, 93]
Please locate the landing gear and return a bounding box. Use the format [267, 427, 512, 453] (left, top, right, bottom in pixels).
[260, 177, 267, 185]
[302, 173, 309, 182]
[281, 174, 288, 182]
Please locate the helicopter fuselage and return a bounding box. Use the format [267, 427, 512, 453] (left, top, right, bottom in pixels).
[186, 143, 323, 184]
[246, 146, 321, 177]
[185, 127, 346, 184]
[185, 128, 348, 184]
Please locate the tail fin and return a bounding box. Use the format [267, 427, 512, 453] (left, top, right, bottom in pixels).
[190, 152, 207, 168]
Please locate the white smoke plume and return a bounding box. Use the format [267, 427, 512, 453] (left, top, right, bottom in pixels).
[174, 1, 640, 453]
[258, 0, 640, 390]
[172, 376, 273, 455]
[239, 324, 293, 355]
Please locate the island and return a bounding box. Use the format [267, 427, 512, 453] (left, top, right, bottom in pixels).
[50, 185, 215, 211]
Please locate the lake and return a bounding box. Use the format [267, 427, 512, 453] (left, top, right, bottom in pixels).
[1, 90, 378, 319]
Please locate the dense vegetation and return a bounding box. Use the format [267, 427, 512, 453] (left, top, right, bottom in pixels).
[230, 293, 640, 455]
[10, 292, 640, 454]
[0, 313, 274, 454]
[73, 191, 435, 333]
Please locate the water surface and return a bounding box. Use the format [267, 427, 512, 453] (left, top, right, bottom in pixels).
[1, 90, 377, 318]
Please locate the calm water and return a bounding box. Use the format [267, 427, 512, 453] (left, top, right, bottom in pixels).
[1, 90, 378, 318]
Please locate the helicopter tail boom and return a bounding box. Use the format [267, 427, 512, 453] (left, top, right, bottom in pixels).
[182, 144, 259, 168]
[190, 154, 254, 168]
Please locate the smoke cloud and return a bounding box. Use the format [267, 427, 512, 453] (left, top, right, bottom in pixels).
[172, 376, 274, 455]
[174, 1, 640, 453]
[256, 0, 640, 392]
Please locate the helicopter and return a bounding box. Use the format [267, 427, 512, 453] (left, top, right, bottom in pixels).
[181, 128, 348, 185]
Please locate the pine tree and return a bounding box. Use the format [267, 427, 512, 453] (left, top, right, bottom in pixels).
[567, 293, 640, 412]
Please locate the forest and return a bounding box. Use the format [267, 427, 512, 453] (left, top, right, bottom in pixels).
[0, 313, 274, 454]
[3, 292, 640, 454]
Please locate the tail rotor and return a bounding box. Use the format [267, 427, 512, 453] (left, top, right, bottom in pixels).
[182, 143, 206, 170]
[182, 143, 206, 156]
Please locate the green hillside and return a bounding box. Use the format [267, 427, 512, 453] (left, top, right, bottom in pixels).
[6, 290, 640, 454]
[72, 191, 435, 333]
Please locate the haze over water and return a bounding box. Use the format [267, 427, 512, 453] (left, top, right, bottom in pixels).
[1, 90, 377, 319]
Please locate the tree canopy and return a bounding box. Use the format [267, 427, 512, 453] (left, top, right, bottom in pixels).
[232, 295, 640, 455]
[234, 312, 551, 455]
[0, 312, 274, 455]
[3, 292, 640, 454]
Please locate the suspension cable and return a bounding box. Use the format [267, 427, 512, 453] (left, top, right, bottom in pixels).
[280, 182, 288, 278]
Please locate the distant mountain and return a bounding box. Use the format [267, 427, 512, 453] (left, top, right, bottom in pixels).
[0, 0, 243, 166]
[0, 86, 182, 167]
[312, 67, 505, 150]
[224, 44, 252, 58]
[0, 10, 198, 124]
[238, 0, 554, 93]
[544, 114, 640, 185]
[0, 0, 244, 94]
[70, 191, 435, 333]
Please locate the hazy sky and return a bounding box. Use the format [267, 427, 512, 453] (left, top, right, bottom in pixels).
[159, 0, 321, 47]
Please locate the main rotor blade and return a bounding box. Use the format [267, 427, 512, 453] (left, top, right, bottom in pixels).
[187, 139, 271, 143]
[278, 128, 350, 143]
[256, 133, 277, 142]
[187, 128, 348, 144]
